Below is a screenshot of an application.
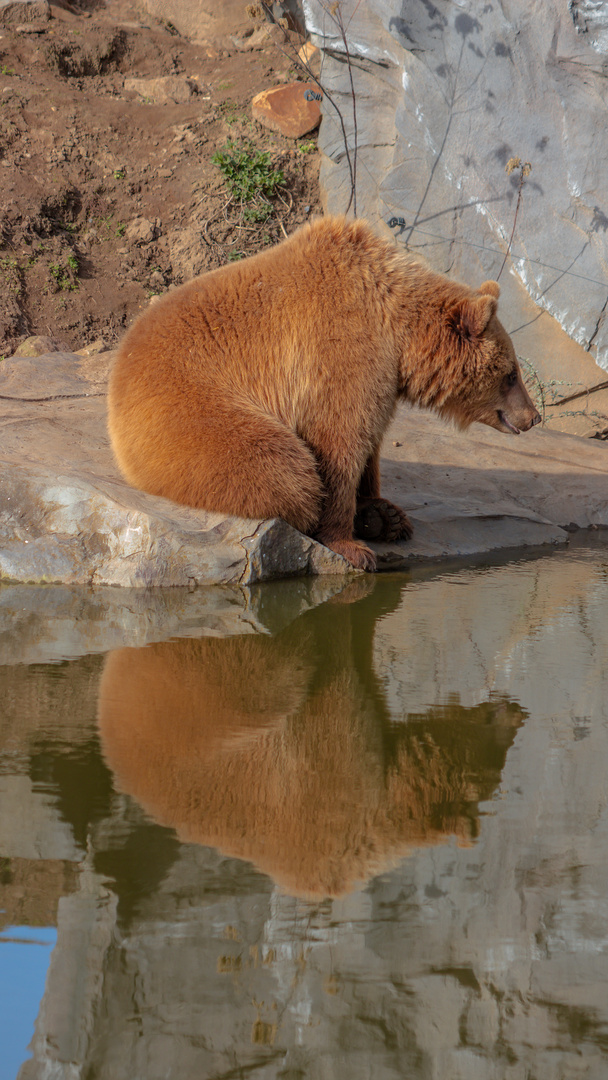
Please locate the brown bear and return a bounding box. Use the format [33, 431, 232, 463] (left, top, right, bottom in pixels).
[108, 216, 540, 571]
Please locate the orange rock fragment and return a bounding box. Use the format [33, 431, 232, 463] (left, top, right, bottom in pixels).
[251, 82, 322, 139]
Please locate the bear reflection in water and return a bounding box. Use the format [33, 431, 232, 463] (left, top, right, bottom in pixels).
[98, 579, 525, 899]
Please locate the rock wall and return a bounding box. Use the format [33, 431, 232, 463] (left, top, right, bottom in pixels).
[305, 0, 608, 394]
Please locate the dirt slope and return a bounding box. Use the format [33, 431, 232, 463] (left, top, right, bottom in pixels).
[0, 0, 320, 355]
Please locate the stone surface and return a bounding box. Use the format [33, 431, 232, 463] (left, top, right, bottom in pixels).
[230, 25, 272, 52]
[251, 81, 321, 138]
[0, 0, 49, 25]
[123, 75, 198, 104]
[139, 0, 252, 43]
[124, 215, 158, 245]
[298, 40, 319, 64]
[306, 0, 608, 406]
[12, 335, 71, 357]
[375, 405, 608, 561]
[75, 338, 107, 358]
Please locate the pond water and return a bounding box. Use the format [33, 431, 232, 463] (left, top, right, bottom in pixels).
[2, 539, 608, 1079]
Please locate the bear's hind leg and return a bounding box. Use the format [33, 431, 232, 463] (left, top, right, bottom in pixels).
[137, 404, 324, 535]
[203, 411, 325, 535]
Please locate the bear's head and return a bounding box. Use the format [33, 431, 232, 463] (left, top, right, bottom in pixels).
[403, 279, 542, 435]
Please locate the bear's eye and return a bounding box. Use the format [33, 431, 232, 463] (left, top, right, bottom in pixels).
[506, 368, 518, 388]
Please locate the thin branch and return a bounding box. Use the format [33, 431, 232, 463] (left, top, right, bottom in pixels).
[332, 3, 358, 215]
[496, 159, 531, 281]
[545, 379, 608, 408]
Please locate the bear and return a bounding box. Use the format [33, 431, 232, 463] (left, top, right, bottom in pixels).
[107, 216, 541, 572]
[98, 577, 524, 899]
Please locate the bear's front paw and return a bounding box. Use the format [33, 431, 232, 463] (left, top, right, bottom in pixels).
[354, 498, 413, 542]
[317, 535, 377, 572]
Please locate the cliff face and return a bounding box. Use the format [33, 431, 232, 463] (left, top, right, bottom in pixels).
[306, 0, 608, 418]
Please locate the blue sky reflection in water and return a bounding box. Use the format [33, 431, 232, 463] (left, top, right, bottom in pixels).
[1, 542, 608, 1077]
[0, 927, 56, 1080]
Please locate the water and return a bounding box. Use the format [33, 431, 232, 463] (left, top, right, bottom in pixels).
[1, 540, 608, 1078]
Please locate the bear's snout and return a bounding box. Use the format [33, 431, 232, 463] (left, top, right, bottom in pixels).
[496, 370, 541, 434]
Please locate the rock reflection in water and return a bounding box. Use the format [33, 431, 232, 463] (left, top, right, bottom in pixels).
[98, 578, 524, 898]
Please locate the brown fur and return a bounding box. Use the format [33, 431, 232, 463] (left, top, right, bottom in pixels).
[98, 582, 523, 899]
[108, 216, 540, 570]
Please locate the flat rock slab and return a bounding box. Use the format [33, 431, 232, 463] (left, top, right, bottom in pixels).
[0, 350, 606, 587]
[124, 76, 198, 105]
[376, 407, 608, 560]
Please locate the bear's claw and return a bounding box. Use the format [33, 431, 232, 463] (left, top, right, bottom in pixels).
[317, 535, 377, 572]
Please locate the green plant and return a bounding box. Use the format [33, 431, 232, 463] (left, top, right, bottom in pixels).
[298, 140, 317, 154]
[212, 141, 284, 205]
[242, 203, 272, 224]
[113, 168, 125, 180]
[115, 222, 126, 237]
[48, 257, 79, 292]
[0, 65, 15, 76]
[219, 99, 249, 127]
[0, 256, 21, 295]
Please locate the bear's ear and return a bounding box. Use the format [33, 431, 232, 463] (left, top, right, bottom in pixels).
[451, 293, 498, 339]
[479, 280, 500, 299]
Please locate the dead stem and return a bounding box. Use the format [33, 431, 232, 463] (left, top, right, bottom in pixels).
[497, 158, 532, 282]
[256, 0, 358, 215]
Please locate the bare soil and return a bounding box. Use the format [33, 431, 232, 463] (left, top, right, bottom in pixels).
[0, 0, 321, 356]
